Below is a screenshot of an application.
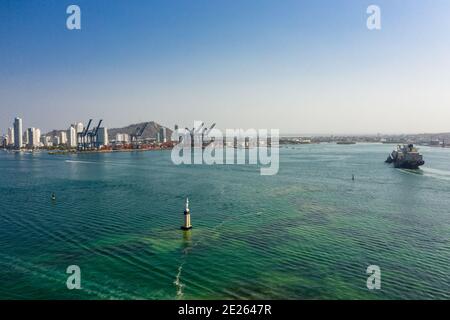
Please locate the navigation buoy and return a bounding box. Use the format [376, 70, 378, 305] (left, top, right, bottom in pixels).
[51, 193, 56, 200]
[181, 198, 192, 230]
[352, 174, 355, 181]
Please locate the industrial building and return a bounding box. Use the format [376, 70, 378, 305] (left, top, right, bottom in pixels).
[115, 133, 130, 144]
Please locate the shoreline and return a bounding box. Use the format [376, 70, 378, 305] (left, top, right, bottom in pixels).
[48, 147, 173, 155]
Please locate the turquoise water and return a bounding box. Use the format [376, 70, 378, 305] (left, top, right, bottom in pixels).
[0, 144, 449, 299]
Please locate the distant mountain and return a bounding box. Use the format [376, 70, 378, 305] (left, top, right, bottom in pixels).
[45, 129, 65, 137]
[108, 121, 173, 141]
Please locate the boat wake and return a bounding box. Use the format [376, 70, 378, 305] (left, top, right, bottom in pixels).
[173, 211, 262, 299]
[422, 167, 450, 181]
[173, 264, 185, 299]
[65, 160, 97, 164]
[398, 168, 424, 175]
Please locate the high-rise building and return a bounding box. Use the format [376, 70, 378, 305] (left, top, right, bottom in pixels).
[60, 131, 67, 145]
[23, 130, 29, 146]
[75, 122, 84, 147]
[7, 127, 14, 146]
[173, 124, 179, 142]
[75, 122, 84, 135]
[67, 126, 77, 147]
[42, 136, 52, 147]
[13, 117, 23, 149]
[26, 128, 40, 148]
[35, 129, 41, 147]
[159, 127, 166, 143]
[97, 127, 109, 146]
[27, 128, 37, 148]
[53, 136, 60, 146]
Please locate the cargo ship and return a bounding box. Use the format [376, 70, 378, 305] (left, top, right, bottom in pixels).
[385, 144, 425, 169]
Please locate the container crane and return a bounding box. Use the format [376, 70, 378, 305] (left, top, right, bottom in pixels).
[131, 122, 149, 148]
[88, 119, 102, 149]
[77, 119, 92, 151]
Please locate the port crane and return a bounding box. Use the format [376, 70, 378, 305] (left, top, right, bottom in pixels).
[130, 122, 149, 148]
[77, 119, 103, 151]
[131, 122, 149, 142]
[184, 122, 216, 148]
[77, 119, 92, 151]
[203, 123, 216, 137]
[185, 122, 203, 148]
[87, 119, 102, 149]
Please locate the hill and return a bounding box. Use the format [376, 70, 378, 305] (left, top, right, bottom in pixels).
[108, 121, 173, 141]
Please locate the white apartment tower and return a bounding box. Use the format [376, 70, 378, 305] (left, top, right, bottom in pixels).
[7, 127, 14, 146]
[60, 131, 67, 145]
[97, 127, 109, 146]
[53, 136, 60, 146]
[67, 125, 77, 147]
[26, 128, 41, 148]
[13, 117, 23, 149]
[75, 122, 84, 135]
[27, 128, 36, 148]
[35, 129, 41, 146]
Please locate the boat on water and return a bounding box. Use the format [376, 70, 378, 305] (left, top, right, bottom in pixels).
[385, 144, 424, 169]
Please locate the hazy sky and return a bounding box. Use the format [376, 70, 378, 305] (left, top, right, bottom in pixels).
[1, 0, 450, 134]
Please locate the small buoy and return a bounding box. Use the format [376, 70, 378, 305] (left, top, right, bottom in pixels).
[51, 193, 56, 200]
[181, 198, 192, 230]
[352, 174, 355, 181]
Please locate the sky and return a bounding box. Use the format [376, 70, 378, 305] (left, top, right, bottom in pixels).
[1, 0, 450, 134]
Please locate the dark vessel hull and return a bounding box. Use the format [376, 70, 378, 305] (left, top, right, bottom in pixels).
[393, 160, 425, 169]
[385, 145, 424, 169]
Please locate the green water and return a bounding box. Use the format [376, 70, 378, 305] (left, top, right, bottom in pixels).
[0, 144, 449, 299]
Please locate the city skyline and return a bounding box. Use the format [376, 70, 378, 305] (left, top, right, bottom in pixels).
[1, 0, 450, 134]
[0, 115, 175, 149]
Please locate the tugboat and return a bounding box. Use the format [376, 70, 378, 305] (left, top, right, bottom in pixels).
[385, 144, 424, 169]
